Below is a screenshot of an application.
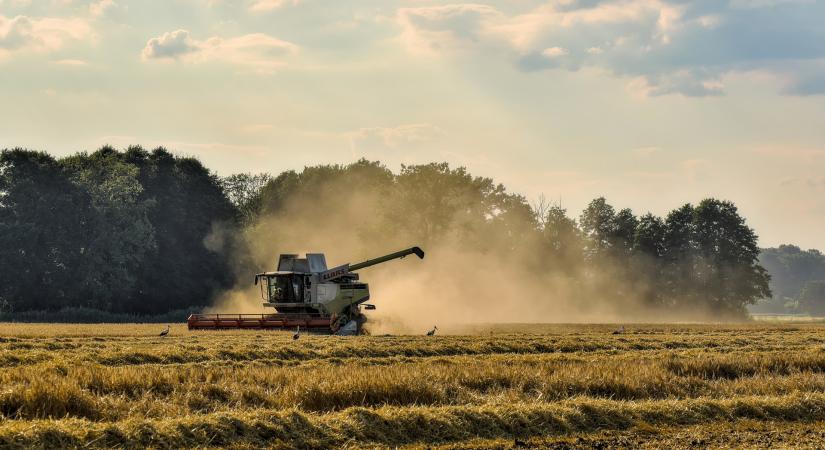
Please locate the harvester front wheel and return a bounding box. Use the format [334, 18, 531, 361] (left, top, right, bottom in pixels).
[332, 313, 349, 333]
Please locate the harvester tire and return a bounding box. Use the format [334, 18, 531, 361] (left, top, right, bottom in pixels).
[332, 314, 349, 333]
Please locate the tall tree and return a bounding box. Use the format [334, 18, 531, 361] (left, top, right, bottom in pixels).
[128, 148, 237, 314]
[393, 162, 504, 246]
[662, 204, 697, 304]
[610, 208, 638, 258]
[541, 205, 583, 274]
[693, 199, 770, 314]
[579, 197, 616, 259]
[60, 147, 156, 311]
[0, 149, 93, 311]
[222, 173, 272, 225]
[634, 213, 666, 259]
[632, 213, 667, 305]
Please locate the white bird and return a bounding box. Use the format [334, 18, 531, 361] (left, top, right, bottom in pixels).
[612, 325, 625, 335]
[293, 325, 300, 340]
[426, 326, 438, 336]
[159, 325, 170, 337]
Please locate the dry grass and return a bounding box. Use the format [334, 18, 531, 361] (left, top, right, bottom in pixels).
[1, 322, 825, 448]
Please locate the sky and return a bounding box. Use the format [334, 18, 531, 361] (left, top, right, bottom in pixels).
[1, 0, 824, 250]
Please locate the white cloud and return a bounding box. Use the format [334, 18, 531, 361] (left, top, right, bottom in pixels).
[89, 0, 116, 18]
[697, 15, 721, 29]
[631, 70, 725, 97]
[394, 0, 825, 97]
[487, 0, 683, 51]
[248, 0, 300, 13]
[142, 29, 299, 73]
[542, 46, 568, 58]
[0, 14, 92, 58]
[396, 4, 502, 55]
[141, 29, 198, 60]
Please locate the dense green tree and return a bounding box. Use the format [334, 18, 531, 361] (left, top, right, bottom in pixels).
[656, 200, 771, 315]
[542, 206, 582, 264]
[691, 199, 770, 315]
[60, 147, 156, 311]
[221, 173, 272, 225]
[611, 208, 638, 257]
[0, 149, 93, 311]
[661, 204, 698, 304]
[126, 148, 237, 314]
[394, 162, 506, 246]
[259, 160, 393, 216]
[632, 213, 667, 305]
[1, 146, 239, 315]
[579, 197, 616, 259]
[634, 214, 666, 258]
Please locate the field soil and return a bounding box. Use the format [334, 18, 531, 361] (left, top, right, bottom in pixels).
[1, 322, 824, 448]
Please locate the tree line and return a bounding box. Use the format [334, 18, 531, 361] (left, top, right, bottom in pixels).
[0, 147, 236, 315]
[756, 245, 825, 315]
[1, 148, 775, 319]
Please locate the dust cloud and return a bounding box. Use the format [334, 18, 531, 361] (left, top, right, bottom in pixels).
[207, 168, 720, 332]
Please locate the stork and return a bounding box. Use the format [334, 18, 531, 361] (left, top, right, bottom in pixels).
[159, 325, 170, 337]
[612, 325, 624, 335]
[426, 326, 438, 336]
[293, 325, 300, 340]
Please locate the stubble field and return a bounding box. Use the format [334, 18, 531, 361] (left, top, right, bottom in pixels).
[1, 322, 825, 448]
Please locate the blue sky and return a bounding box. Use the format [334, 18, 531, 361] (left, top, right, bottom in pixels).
[1, 0, 824, 249]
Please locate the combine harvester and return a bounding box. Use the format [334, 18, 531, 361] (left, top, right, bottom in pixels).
[187, 246, 424, 335]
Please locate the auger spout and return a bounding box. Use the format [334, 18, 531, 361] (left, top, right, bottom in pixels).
[349, 246, 425, 271]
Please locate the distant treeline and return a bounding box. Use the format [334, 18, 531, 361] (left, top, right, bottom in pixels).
[0, 147, 237, 316]
[0, 147, 776, 319]
[755, 245, 825, 315]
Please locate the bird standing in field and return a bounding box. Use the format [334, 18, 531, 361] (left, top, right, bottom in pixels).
[293, 325, 300, 340]
[159, 325, 170, 337]
[612, 325, 625, 335]
[426, 326, 438, 336]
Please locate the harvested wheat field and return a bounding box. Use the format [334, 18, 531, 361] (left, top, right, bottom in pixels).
[2, 322, 825, 448]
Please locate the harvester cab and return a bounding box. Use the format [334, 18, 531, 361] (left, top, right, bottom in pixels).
[188, 246, 424, 334]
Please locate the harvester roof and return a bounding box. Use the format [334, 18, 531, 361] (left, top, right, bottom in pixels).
[277, 253, 328, 273]
[256, 271, 301, 276]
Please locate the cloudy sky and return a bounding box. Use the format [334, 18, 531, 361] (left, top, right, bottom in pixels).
[1, 0, 824, 249]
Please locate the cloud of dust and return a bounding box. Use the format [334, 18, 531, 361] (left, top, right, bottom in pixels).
[207, 167, 725, 332]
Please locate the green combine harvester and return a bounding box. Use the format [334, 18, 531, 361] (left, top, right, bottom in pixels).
[187, 246, 425, 334]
